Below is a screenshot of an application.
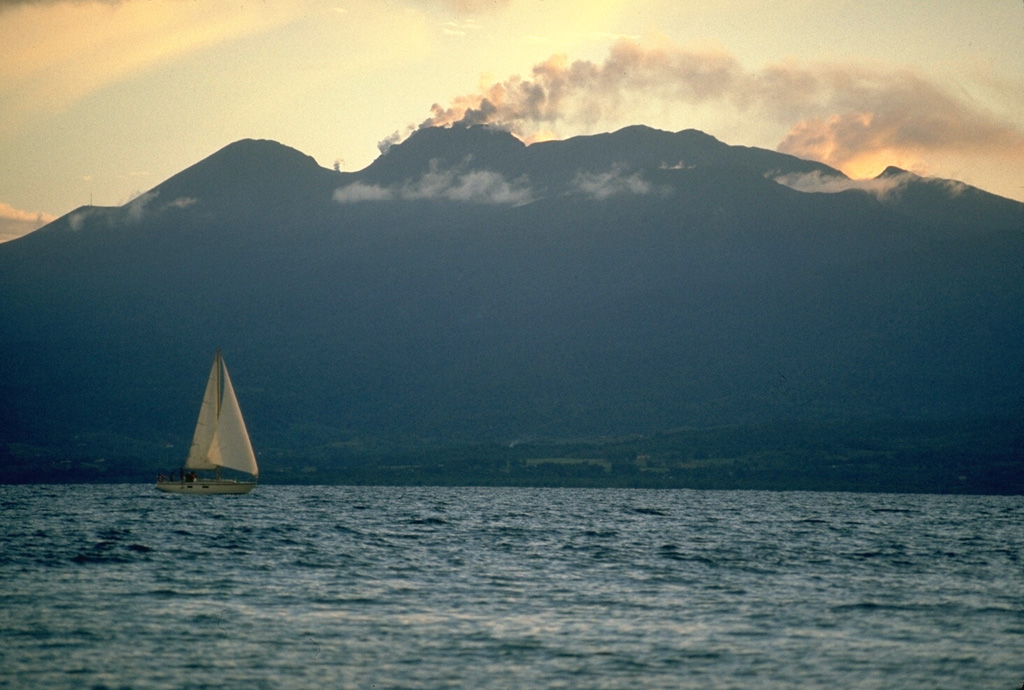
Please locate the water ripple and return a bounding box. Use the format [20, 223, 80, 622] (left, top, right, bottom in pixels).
[0, 485, 1020, 689]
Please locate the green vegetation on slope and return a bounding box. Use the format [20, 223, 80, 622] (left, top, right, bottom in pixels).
[3, 416, 1021, 495]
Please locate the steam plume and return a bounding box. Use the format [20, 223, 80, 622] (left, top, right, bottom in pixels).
[417, 38, 1024, 179]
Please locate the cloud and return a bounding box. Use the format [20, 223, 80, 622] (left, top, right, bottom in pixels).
[377, 130, 405, 156]
[334, 164, 532, 205]
[771, 169, 970, 200]
[421, 40, 744, 134]
[67, 207, 103, 232]
[416, 169, 531, 204]
[124, 191, 157, 223]
[333, 182, 395, 203]
[770, 170, 908, 199]
[123, 191, 202, 220]
[335, 163, 658, 205]
[167, 196, 197, 209]
[415, 37, 1024, 181]
[773, 68, 1024, 178]
[0, 200, 56, 224]
[441, 19, 482, 37]
[571, 166, 657, 200]
[55, 191, 196, 232]
[0, 201, 57, 243]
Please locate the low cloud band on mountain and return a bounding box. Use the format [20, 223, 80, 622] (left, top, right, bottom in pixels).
[770, 169, 968, 199]
[335, 166, 533, 205]
[334, 160, 663, 205]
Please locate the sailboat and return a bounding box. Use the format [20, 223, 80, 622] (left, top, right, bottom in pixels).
[156, 350, 258, 494]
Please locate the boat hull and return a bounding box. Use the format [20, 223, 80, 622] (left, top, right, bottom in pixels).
[155, 479, 256, 495]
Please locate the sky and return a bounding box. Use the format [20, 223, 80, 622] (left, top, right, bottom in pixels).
[1, 0, 1023, 242]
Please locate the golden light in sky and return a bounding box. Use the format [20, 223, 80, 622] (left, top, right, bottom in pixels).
[0, 1, 295, 132]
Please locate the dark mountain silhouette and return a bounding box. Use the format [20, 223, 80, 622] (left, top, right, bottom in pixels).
[1, 125, 1022, 488]
[364, 124, 840, 196]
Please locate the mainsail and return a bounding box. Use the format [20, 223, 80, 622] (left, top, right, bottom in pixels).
[184, 351, 258, 477]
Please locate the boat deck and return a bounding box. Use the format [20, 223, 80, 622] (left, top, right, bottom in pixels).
[155, 479, 256, 495]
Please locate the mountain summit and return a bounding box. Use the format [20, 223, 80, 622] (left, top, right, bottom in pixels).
[1, 126, 1022, 481]
[361, 125, 842, 197]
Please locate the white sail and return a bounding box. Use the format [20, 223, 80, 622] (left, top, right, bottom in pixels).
[183, 352, 258, 477]
[210, 363, 259, 477]
[184, 356, 221, 471]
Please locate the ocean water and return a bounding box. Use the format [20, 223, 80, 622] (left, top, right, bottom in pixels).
[0, 485, 1021, 689]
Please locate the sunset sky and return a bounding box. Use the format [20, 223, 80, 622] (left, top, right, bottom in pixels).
[2, 0, 1022, 242]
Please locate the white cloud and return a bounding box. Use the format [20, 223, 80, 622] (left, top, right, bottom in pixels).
[0, 200, 56, 224]
[572, 166, 656, 199]
[334, 165, 533, 205]
[335, 162, 659, 205]
[333, 182, 395, 203]
[441, 19, 482, 37]
[769, 169, 970, 200]
[0, 201, 56, 243]
[68, 207, 97, 232]
[56, 191, 196, 232]
[406, 168, 532, 204]
[125, 190, 157, 223]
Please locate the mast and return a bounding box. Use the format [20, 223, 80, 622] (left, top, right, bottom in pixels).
[215, 349, 222, 480]
[216, 349, 223, 418]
